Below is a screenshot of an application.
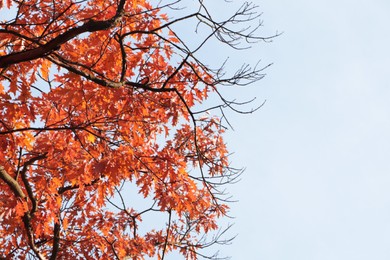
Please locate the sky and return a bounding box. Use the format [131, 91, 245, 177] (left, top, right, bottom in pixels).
[2, 1, 390, 259]
[211, 0, 390, 259]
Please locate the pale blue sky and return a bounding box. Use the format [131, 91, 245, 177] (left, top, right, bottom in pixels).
[3, 1, 390, 259]
[216, 0, 390, 259]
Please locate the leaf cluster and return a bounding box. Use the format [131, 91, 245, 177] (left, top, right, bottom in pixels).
[0, 0, 275, 259]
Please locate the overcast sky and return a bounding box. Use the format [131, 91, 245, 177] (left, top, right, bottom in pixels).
[213, 0, 390, 259]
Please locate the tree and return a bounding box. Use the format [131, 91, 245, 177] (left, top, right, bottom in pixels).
[0, 0, 273, 259]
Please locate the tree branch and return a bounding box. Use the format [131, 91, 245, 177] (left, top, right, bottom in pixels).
[49, 222, 61, 260]
[0, 165, 26, 199]
[161, 209, 172, 260]
[20, 153, 47, 214]
[0, 0, 126, 68]
[22, 213, 47, 260]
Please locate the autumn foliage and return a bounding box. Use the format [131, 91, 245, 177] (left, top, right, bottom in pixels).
[0, 0, 270, 259]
